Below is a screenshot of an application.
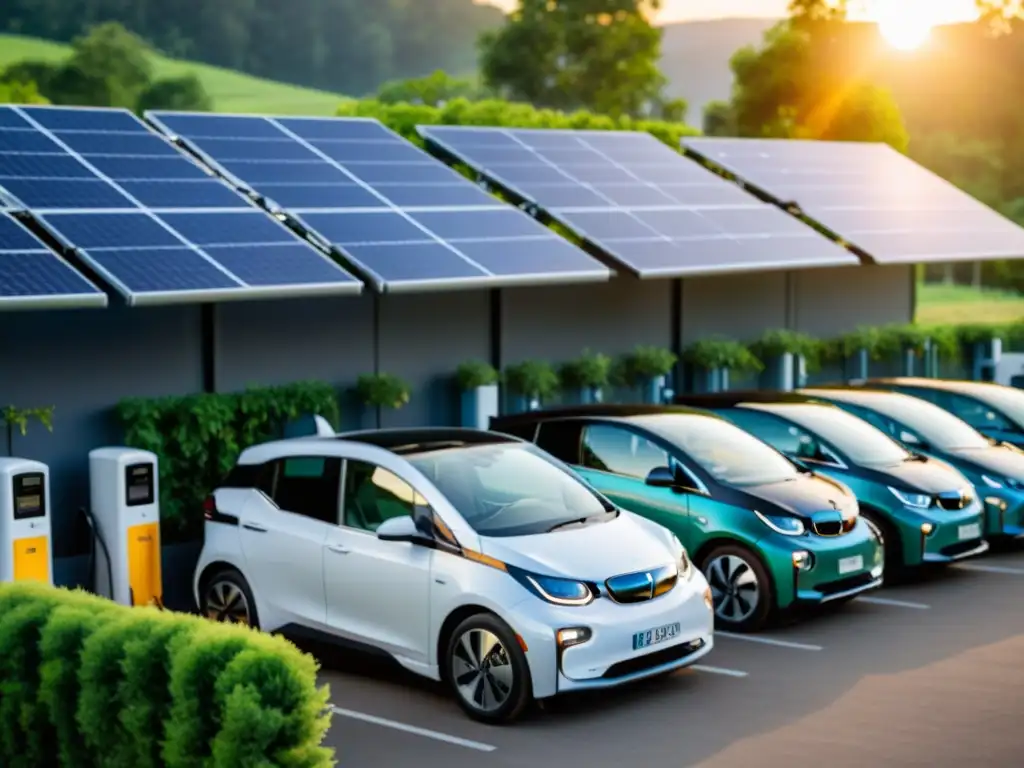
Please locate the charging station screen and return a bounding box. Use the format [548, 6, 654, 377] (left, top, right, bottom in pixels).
[125, 463, 154, 507]
[13, 472, 45, 520]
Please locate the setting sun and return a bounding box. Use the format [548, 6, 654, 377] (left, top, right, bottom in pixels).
[874, 1, 938, 50]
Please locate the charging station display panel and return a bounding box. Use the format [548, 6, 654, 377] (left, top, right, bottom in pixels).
[13, 472, 46, 519]
[125, 463, 155, 506]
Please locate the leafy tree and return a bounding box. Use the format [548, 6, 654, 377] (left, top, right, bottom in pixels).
[136, 75, 212, 113]
[702, 100, 736, 136]
[479, 0, 684, 119]
[0, 79, 48, 104]
[376, 70, 486, 107]
[65, 22, 153, 108]
[726, 9, 908, 149]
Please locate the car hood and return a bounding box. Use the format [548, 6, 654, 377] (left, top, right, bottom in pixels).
[870, 456, 967, 493]
[738, 473, 855, 520]
[947, 445, 1024, 480]
[479, 512, 674, 581]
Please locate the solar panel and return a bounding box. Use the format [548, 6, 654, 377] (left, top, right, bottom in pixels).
[145, 112, 611, 292]
[682, 137, 1024, 264]
[0, 212, 106, 310]
[0, 105, 361, 304]
[417, 127, 859, 278]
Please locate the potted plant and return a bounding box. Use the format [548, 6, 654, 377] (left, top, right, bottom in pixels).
[958, 323, 1006, 381]
[1, 405, 54, 455]
[683, 338, 762, 393]
[826, 326, 885, 381]
[615, 346, 678, 404]
[455, 360, 500, 429]
[559, 350, 611, 404]
[354, 373, 410, 428]
[503, 360, 559, 413]
[750, 330, 822, 390]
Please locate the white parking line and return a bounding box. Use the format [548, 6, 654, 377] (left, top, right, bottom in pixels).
[692, 664, 749, 678]
[716, 631, 823, 651]
[953, 562, 1024, 575]
[330, 706, 497, 752]
[856, 596, 930, 610]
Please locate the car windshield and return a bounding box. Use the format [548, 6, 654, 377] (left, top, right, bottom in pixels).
[775, 405, 911, 467]
[408, 442, 614, 538]
[851, 394, 989, 451]
[959, 385, 1024, 428]
[638, 414, 800, 486]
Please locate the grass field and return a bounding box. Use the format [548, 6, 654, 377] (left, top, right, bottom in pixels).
[0, 34, 349, 114]
[916, 282, 1024, 326]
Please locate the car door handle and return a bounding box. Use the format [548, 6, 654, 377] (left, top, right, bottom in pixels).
[242, 522, 267, 533]
[327, 544, 350, 554]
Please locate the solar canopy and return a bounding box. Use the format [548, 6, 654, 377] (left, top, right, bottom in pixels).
[682, 137, 1024, 265]
[0, 105, 361, 305]
[417, 126, 858, 278]
[145, 112, 611, 292]
[0, 212, 106, 310]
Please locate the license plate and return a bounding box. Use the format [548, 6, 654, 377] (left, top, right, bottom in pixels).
[838, 555, 864, 575]
[958, 522, 981, 540]
[632, 622, 680, 651]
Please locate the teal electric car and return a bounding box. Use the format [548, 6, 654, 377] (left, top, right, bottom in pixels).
[492, 405, 883, 632]
[673, 393, 989, 578]
[801, 387, 1024, 540]
[855, 378, 1024, 449]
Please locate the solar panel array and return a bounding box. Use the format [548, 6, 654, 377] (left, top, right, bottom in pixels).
[682, 137, 1024, 265]
[0, 105, 361, 305]
[417, 126, 859, 278]
[146, 112, 611, 291]
[0, 212, 106, 309]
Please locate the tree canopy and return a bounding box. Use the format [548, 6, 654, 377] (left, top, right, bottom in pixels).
[479, 0, 685, 120]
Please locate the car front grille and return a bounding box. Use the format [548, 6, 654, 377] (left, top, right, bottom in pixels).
[937, 489, 973, 510]
[605, 564, 677, 603]
[816, 571, 876, 596]
[812, 519, 843, 536]
[602, 638, 705, 679]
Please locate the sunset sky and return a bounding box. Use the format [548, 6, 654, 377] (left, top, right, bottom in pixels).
[479, 0, 981, 25]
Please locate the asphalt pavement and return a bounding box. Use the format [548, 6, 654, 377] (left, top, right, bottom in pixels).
[309, 545, 1024, 767]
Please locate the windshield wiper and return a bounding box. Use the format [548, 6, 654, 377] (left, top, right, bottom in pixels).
[547, 517, 592, 533]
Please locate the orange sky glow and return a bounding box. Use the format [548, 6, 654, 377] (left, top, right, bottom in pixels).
[478, 0, 981, 25]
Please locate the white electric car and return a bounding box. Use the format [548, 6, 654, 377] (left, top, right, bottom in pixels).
[195, 425, 714, 723]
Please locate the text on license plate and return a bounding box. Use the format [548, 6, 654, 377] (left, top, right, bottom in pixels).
[838, 555, 864, 575]
[633, 622, 681, 650]
[958, 522, 981, 540]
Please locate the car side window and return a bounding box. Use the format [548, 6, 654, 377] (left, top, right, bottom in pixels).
[343, 460, 427, 533]
[265, 456, 341, 524]
[845, 405, 897, 437]
[581, 424, 669, 480]
[724, 410, 804, 454]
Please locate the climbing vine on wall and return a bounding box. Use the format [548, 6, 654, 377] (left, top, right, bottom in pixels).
[117, 381, 340, 541]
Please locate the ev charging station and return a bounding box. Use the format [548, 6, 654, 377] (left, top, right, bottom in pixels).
[0, 458, 53, 585]
[88, 447, 162, 607]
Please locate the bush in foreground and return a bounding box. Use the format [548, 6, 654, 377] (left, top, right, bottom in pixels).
[0, 582, 333, 768]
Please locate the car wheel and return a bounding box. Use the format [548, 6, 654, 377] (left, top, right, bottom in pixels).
[201, 568, 259, 629]
[445, 613, 532, 724]
[861, 509, 905, 583]
[700, 544, 774, 632]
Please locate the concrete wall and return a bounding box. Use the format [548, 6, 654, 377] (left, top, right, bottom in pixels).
[680, 270, 788, 344]
[794, 264, 914, 337]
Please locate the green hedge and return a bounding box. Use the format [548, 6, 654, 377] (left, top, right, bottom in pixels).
[0, 582, 333, 768]
[336, 97, 700, 150]
[117, 381, 340, 542]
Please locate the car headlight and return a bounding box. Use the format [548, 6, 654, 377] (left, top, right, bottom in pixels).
[521, 572, 594, 606]
[753, 510, 806, 536]
[888, 486, 933, 509]
[671, 535, 693, 580]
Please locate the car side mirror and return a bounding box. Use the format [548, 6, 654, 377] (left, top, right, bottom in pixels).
[645, 466, 677, 489]
[376, 515, 425, 543]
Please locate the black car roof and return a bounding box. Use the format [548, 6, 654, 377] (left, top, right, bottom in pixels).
[490, 404, 714, 432]
[338, 427, 519, 455]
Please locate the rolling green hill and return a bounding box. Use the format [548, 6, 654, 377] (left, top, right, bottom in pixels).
[0, 34, 349, 114]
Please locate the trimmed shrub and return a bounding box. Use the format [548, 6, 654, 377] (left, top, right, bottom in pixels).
[0, 582, 335, 768]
